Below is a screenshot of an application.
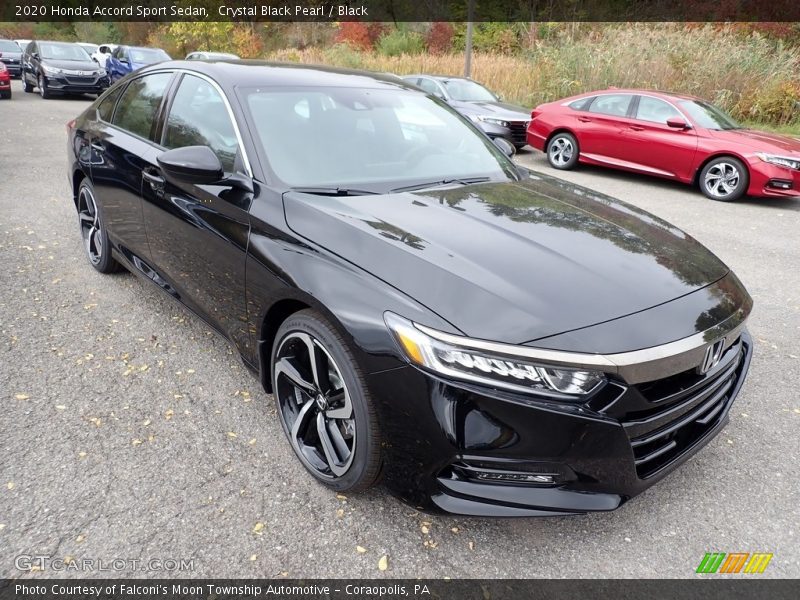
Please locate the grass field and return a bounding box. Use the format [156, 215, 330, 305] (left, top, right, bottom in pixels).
[267, 24, 800, 131]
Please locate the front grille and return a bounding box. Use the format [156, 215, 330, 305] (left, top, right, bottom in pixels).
[65, 75, 97, 84]
[622, 337, 747, 479]
[507, 121, 529, 144]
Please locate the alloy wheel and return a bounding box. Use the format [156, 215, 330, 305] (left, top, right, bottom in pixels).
[549, 136, 574, 167]
[38, 75, 46, 98]
[78, 185, 103, 265]
[274, 331, 356, 478]
[703, 162, 740, 198]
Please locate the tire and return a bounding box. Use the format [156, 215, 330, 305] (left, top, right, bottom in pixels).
[76, 179, 122, 274]
[0, 91, 9, 100]
[546, 132, 579, 170]
[38, 73, 51, 99]
[271, 309, 382, 492]
[699, 156, 748, 202]
[23, 76, 33, 93]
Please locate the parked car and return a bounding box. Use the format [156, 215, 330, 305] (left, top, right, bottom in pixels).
[92, 43, 118, 68]
[0, 39, 22, 77]
[106, 45, 170, 82]
[67, 62, 753, 516]
[77, 42, 99, 57]
[185, 51, 239, 60]
[402, 74, 531, 149]
[528, 88, 800, 202]
[0, 61, 11, 98]
[22, 40, 109, 98]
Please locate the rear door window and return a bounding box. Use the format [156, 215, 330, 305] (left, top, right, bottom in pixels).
[111, 72, 172, 141]
[587, 94, 633, 118]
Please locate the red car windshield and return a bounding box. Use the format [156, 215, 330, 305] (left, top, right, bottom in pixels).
[679, 100, 741, 131]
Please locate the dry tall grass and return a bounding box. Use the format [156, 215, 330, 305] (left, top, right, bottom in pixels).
[266, 24, 800, 126]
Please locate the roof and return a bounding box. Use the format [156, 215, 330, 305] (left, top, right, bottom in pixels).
[140, 60, 420, 91]
[586, 88, 702, 101]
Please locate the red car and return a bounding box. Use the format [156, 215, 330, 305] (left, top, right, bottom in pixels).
[0, 61, 10, 99]
[527, 89, 800, 201]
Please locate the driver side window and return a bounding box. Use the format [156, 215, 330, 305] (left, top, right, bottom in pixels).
[163, 74, 238, 173]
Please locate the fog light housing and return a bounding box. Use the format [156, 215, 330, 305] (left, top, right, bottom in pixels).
[767, 179, 793, 190]
[475, 471, 555, 484]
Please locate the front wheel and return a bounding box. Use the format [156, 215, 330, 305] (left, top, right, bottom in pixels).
[699, 157, 748, 202]
[546, 132, 579, 170]
[271, 310, 382, 492]
[38, 74, 52, 99]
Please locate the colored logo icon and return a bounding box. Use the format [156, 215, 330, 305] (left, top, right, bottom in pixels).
[697, 552, 773, 574]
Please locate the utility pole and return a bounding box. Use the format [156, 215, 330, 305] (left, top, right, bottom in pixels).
[464, 0, 475, 78]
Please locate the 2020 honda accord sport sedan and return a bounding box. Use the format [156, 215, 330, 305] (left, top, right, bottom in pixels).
[527, 88, 800, 202]
[67, 62, 753, 516]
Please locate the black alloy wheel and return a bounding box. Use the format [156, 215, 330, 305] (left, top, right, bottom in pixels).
[271, 310, 381, 491]
[77, 180, 120, 273]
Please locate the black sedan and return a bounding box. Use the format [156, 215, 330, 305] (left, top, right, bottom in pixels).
[67, 61, 753, 516]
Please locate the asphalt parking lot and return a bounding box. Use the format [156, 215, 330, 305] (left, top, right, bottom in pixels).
[1, 78, 798, 579]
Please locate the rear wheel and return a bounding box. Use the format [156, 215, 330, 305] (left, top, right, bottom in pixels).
[271, 310, 382, 492]
[699, 157, 748, 202]
[77, 179, 121, 274]
[546, 132, 579, 170]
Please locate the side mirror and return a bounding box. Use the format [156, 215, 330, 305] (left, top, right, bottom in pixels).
[493, 137, 516, 158]
[666, 117, 690, 130]
[157, 146, 224, 185]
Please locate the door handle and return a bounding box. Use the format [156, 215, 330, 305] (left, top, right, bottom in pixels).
[90, 142, 105, 152]
[142, 171, 165, 185]
[578, 117, 592, 122]
[629, 125, 645, 131]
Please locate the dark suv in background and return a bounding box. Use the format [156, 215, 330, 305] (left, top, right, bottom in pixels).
[22, 40, 109, 98]
[0, 39, 22, 77]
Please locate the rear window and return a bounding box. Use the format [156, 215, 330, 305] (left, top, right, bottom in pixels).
[587, 94, 633, 117]
[568, 97, 592, 110]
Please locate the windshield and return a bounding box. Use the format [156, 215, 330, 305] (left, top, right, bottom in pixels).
[0, 40, 20, 53]
[442, 79, 497, 102]
[39, 43, 91, 61]
[679, 100, 741, 130]
[242, 86, 517, 191]
[130, 48, 170, 63]
[79, 44, 99, 54]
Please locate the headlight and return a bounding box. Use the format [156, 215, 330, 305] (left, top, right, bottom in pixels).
[468, 115, 510, 128]
[96, 68, 106, 77]
[756, 152, 800, 170]
[384, 312, 606, 398]
[41, 64, 62, 75]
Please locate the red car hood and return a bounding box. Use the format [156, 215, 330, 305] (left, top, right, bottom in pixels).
[709, 128, 800, 154]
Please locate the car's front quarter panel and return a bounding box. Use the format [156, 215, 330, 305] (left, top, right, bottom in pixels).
[244, 187, 461, 379]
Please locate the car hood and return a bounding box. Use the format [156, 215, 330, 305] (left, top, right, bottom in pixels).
[283, 172, 730, 344]
[450, 100, 531, 121]
[0, 50, 22, 59]
[42, 58, 99, 71]
[709, 128, 800, 154]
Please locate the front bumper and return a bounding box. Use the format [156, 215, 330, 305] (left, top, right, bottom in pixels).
[369, 330, 752, 516]
[42, 73, 109, 94]
[747, 158, 800, 198]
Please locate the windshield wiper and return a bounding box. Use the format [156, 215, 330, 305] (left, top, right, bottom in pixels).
[287, 186, 379, 197]
[390, 177, 490, 193]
